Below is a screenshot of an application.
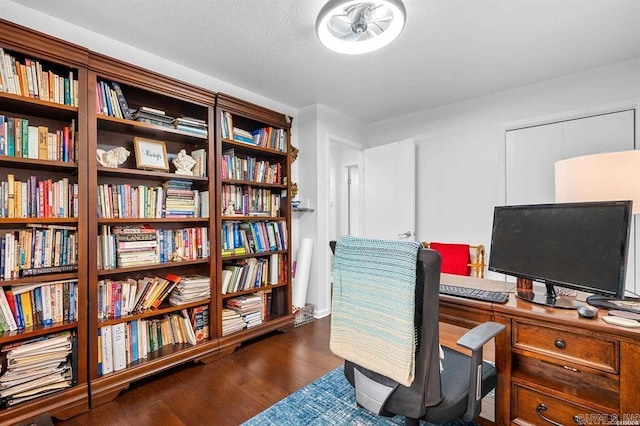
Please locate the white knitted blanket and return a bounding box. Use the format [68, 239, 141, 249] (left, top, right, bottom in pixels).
[330, 236, 422, 386]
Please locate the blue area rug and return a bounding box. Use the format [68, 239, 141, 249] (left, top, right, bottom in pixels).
[243, 366, 475, 425]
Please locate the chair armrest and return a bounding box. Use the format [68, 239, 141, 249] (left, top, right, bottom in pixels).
[456, 321, 506, 351]
[455, 321, 506, 422]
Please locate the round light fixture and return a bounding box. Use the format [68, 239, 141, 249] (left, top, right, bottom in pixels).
[316, 0, 406, 55]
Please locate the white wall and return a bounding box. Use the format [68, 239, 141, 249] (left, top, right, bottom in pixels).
[367, 59, 640, 269]
[295, 105, 366, 318]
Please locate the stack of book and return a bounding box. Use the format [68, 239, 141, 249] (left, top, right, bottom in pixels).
[163, 180, 197, 218]
[232, 127, 254, 145]
[225, 294, 263, 328]
[132, 107, 173, 128]
[168, 274, 210, 306]
[113, 225, 159, 269]
[221, 308, 245, 336]
[0, 332, 75, 407]
[172, 117, 207, 136]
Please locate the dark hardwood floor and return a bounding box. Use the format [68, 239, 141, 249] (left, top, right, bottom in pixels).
[55, 317, 342, 426]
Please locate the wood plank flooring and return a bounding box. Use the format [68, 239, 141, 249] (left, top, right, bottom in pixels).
[55, 317, 342, 426]
[53, 317, 496, 425]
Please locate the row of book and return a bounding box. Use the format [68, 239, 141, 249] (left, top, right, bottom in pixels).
[221, 220, 288, 256]
[221, 149, 282, 184]
[222, 253, 286, 294]
[188, 148, 207, 178]
[1, 225, 78, 281]
[220, 112, 286, 152]
[0, 331, 76, 408]
[96, 80, 133, 120]
[0, 116, 76, 162]
[0, 280, 78, 331]
[1, 174, 78, 219]
[0, 48, 78, 106]
[221, 184, 282, 217]
[97, 182, 209, 219]
[97, 225, 209, 270]
[97, 274, 184, 319]
[98, 305, 208, 375]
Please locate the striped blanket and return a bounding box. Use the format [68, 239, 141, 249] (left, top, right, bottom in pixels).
[330, 236, 422, 387]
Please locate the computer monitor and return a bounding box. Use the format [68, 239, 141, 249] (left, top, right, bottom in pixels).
[488, 201, 632, 309]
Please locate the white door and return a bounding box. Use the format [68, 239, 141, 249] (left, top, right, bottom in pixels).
[361, 139, 415, 240]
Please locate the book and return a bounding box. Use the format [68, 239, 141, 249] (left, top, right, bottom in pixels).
[0, 288, 18, 331]
[110, 81, 133, 120]
[111, 322, 127, 371]
[100, 325, 113, 375]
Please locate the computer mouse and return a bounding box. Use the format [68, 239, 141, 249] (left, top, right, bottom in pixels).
[577, 305, 598, 319]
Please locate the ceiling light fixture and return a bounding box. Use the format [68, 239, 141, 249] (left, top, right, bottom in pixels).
[316, 0, 406, 55]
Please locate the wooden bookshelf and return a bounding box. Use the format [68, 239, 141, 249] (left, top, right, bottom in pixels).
[0, 19, 89, 423]
[215, 94, 294, 355]
[0, 19, 297, 422]
[86, 53, 218, 406]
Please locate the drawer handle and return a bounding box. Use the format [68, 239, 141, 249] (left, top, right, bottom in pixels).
[554, 339, 566, 349]
[563, 365, 580, 373]
[536, 403, 564, 426]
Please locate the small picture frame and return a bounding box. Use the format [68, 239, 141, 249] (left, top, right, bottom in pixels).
[133, 137, 169, 171]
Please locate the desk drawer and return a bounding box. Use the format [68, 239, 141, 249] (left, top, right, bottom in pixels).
[512, 320, 618, 373]
[512, 384, 616, 425]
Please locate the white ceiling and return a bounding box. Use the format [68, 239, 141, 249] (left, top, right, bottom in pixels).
[12, 0, 640, 124]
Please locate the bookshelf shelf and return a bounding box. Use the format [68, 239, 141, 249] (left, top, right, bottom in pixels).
[0, 321, 79, 345]
[0, 217, 79, 226]
[222, 282, 288, 299]
[97, 217, 209, 225]
[96, 258, 210, 277]
[221, 178, 287, 189]
[0, 91, 78, 119]
[97, 165, 208, 182]
[97, 114, 208, 140]
[97, 298, 211, 326]
[0, 156, 79, 170]
[0, 272, 78, 285]
[221, 138, 288, 158]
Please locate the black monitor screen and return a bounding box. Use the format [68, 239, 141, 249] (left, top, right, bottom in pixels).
[489, 201, 632, 299]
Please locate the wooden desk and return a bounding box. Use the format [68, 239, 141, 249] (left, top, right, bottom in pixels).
[439, 273, 640, 425]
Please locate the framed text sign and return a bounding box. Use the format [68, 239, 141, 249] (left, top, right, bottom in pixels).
[133, 137, 169, 171]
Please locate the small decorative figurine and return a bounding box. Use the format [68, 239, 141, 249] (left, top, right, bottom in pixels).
[173, 149, 197, 175]
[96, 147, 130, 168]
[223, 203, 236, 216]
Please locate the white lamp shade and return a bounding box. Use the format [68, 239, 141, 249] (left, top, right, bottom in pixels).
[555, 150, 640, 214]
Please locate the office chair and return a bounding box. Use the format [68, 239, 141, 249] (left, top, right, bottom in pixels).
[330, 236, 504, 425]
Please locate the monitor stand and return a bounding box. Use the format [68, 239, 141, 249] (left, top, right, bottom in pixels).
[515, 280, 581, 309]
[586, 294, 640, 314]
